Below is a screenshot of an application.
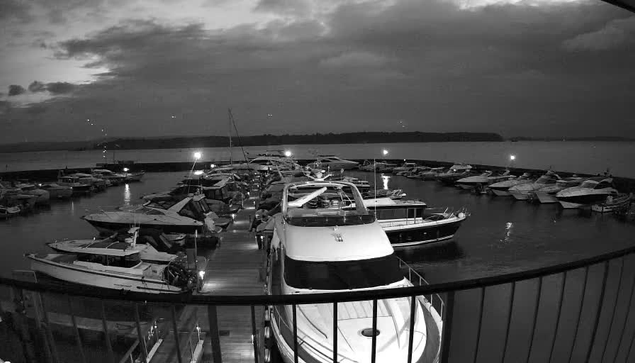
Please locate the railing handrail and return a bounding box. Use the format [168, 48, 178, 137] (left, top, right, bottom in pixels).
[3, 243, 635, 305]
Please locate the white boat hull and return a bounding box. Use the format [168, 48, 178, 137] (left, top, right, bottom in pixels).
[491, 189, 510, 197]
[510, 190, 530, 201]
[28, 254, 185, 294]
[535, 192, 558, 204]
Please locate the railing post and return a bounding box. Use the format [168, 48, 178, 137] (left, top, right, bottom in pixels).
[208, 305, 223, 363]
[371, 299, 378, 363]
[171, 305, 183, 363]
[407, 295, 416, 363]
[500, 282, 516, 363]
[439, 291, 455, 363]
[547, 272, 568, 363]
[67, 295, 87, 363]
[567, 267, 590, 363]
[613, 258, 635, 362]
[333, 302, 338, 363]
[293, 304, 299, 363]
[525, 276, 543, 363]
[99, 300, 116, 363]
[584, 261, 611, 362]
[134, 304, 148, 363]
[472, 287, 486, 363]
[599, 257, 625, 362]
[251, 305, 258, 363]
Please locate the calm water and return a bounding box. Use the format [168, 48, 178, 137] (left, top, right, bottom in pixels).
[1, 170, 633, 281]
[2, 141, 635, 177]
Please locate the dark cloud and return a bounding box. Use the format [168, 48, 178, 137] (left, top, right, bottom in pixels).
[2, 0, 635, 144]
[8, 85, 26, 96]
[563, 16, 635, 51]
[0, 0, 33, 22]
[45, 82, 77, 94]
[28, 81, 46, 93]
[255, 0, 312, 16]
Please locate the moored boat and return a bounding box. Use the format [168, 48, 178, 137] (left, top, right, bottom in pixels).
[532, 176, 584, 204]
[509, 172, 559, 201]
[591, 193, 632, 213]
[489, 173, 533, 196]
[39, 183, 73, 199]
[264, 180, 443, 363]
[556, 177, 619, 209]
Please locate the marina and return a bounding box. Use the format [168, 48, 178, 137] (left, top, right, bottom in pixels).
[1, 151, 635, 363]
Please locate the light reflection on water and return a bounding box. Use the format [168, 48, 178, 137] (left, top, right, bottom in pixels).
[123, 183, 131, 206]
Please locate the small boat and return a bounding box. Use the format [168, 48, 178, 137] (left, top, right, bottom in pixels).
[392, 161, 418, 175]
[0, 205, 21, 219]
[436, 164, 475, 185]
[489, 173, 533, 196]
[592, 193, 632, 213]
[556, 177, 619, 209]
[363, 197, 468, 247]
[69, 173, 107, 192]
[92, 169, 126, 186]
[358, 160, 397, 172]
[533, 176, 584, 204]
[57, 175, 93, 195]
[509, 172, 559, 201]
[83, 195, 218, 235]
[39, 183, 73, 199]
[265, 180, 443, 363]
[14, 183, 50, 205]
[26, 244, 197, 294]
[456, 170, 494, 190]
[307, 155, 359, 170]
[123, 170, 145, 182]
[417, 166, 446, 180]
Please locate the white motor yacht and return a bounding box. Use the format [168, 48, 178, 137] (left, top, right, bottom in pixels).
[533, 176, 584, 203]
[308, 155, 359, 170]
[392, 162, 418, 175]
[455, 171, 494, 190]
[92, 169, 126, 185]
[39, 183, 73, 199]
[26, 242, 196, 294]
[509, 172, 560, 201]
[417, 167, 446, 180]
[14, 183, 50, 205]
[556, 177, 619, 209]
[265, 180, 442, 363]
[83, 195, 217, 235]
[58, 175, 93, 195]
[488, 173, 533, 196]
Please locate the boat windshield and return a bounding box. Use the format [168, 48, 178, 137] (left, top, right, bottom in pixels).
[580, 180, 598, 188]
[284, 254, 403, 290]
[285, 184, 373, 226]
[536, 176, 556, 184]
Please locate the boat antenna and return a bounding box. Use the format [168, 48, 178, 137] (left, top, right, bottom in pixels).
[227, 109, 233, 165]
[228, 108, 249, 163]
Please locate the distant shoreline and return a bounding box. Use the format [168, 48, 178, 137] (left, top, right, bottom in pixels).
[0, 132, 632, 153]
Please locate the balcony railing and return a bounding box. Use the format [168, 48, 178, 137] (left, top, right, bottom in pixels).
[2, 243, 635, 363]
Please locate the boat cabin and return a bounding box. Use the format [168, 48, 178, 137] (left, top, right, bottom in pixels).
[75, 248, 142, 268]
[579, 177, 615, 189]
[144, 195, 211, 221]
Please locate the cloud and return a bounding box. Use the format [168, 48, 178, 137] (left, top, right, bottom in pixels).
[8, 85, 26, 96]
[45, 82, 77, 94]
[0, 0, 33, 22]
[28, 81, 47, 93]
[320, 51, 391, 68]
[563, 16, 635, 51]
[255, 0, 312, 16]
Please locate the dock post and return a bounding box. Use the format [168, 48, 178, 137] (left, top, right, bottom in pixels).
[208, 305, 223, 363]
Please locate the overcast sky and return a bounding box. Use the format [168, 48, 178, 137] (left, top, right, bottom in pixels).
[0, 0, 633, 144]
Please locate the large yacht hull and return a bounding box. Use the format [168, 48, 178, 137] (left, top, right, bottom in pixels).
[557, 193, 617, 209]
[534, 191, 559, 204]
[381, 215, 465, 247]
[27, 254, 185, 294]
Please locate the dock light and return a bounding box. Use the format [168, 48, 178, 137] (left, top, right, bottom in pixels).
[194, 170, 204, 176]
[210, 163, 216, 168]
[284, 150, 292, 157]
[510, 155, 516, 161]
[382, 149, 389, 156]
[193, 151, 202, 160]
[123, 167, 129, 172]
[198, 270, 205, 280]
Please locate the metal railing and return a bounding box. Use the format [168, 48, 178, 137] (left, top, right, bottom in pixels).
[2, 243, 635, 363]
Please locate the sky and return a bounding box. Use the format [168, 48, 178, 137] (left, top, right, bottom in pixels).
[0, 0, 634, 144]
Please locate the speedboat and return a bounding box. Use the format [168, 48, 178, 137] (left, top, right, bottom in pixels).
[489, 173, 533, 196]
[265, 180, 442, 363]
[26, 242, 197, 294]
[363, 197, 467, 247]
[47, 227, 181, 264]
[39, 183, 73, 199]
[392, 162, 418, 175]
[83, 195, 217, 235]
[417, 167, 446, 180]
[92, 169, 126, 186]
[308, 155, 359, 170]
[556, 177, 619, 209]
[455, 171, 494, 190]
[122, 170, 145, 182]
[509, 172, 560, 201]
[70, 173, 107, 191]
[233, 155, 301, 173]
[0, 205, 21, 219]
[14, 183, 50, 205]
[533, 176, 584, 204]
[436, 164, 475, 186]
[358, 160, 397, 172]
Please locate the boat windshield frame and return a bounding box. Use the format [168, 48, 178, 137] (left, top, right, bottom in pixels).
[283, 253, 404, 290]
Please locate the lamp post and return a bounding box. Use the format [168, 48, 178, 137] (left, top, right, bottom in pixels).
[509, 155, 516, 169]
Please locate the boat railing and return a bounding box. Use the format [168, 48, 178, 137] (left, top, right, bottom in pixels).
[379, 207, 469, 228]
[397, 256, 445, 318]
